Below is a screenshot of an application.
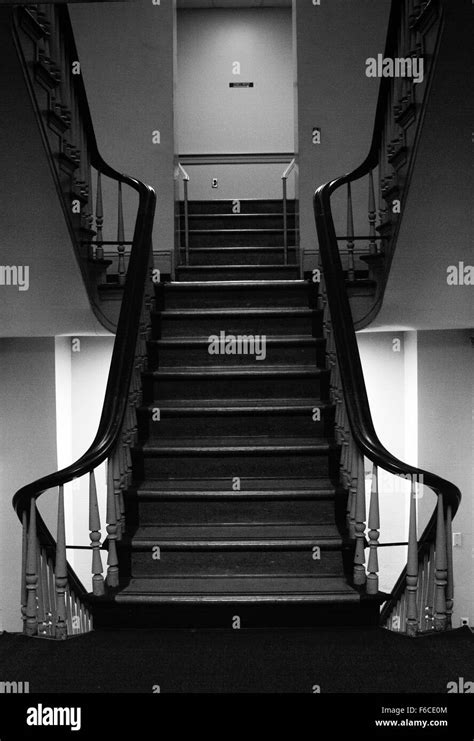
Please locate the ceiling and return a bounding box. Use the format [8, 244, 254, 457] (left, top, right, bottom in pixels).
[177, 1, 291, 8]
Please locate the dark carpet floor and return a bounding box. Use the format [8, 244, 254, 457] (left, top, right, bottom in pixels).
[0, 626, 472, 694]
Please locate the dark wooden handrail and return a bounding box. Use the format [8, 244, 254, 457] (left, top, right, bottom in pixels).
[313, 0, 461, 622]
[12, 7, 156, 599]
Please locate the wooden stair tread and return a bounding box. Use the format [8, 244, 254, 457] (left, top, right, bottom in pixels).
[139, 437, 336, 453]
[131, 523, 341, 542]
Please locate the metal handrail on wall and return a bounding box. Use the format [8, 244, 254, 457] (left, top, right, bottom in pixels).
[281, 157, 297, 267]
[176, 162, 190, 266]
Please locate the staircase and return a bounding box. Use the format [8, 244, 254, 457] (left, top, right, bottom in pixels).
[92, 199, 381, 630]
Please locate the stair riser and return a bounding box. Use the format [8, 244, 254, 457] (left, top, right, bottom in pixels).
[133, 498, 335, 525]
[183, 215, 297, 230]
[179, 200, 297, 215]
[161, 286, 312, 310]
[148, 342, 324, 368]
[176, 267, 300, 281]
[134, 452, 338, 479]
[144, 374, 330, 401]
[182, 246, 296, 264]
[130, 549, 342, 578]
[137, 410, 334, 440]
[153, 314, 320, 338]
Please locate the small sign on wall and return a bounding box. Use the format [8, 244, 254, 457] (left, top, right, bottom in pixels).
[229, 82, 254, 88]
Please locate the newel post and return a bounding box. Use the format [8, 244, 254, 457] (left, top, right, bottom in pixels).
[366, 465, 380, 595]
[89, 470, 105, 596]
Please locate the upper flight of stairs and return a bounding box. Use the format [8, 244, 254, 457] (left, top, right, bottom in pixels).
[92, 199, 382, 630]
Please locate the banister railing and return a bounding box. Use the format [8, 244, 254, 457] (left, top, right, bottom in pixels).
[313, 0, 460, 635]
[12, 4, 156, 639]
[12, 4, 139, 331]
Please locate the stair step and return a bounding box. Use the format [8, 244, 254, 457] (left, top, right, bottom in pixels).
[183, 213, 296, 230]
[160, 280, 314, 309]
[133, 437, 339, 478]
[153, 307, 320, 337]
[135, 477, 337, 493]
[130, 550, 343, 578]
[148, 336, 326, 368]
[129, 497, 336, 527]
[181, 244, 297, 263]
[143, 366, 330, 402]
[137, 400, 335, 439]
[179, 199, 297, 215]
[176, 265, 301, 281]
[115, 575, 359, 604]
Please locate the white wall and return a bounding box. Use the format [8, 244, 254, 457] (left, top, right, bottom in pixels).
[417, 330, 473, 628]
[70, 0, 176, 262]
[55, 337, 114, 589]
[295, 0, 390, 268]
[0, 339, 58, 632]
[177, 8, 294, 199]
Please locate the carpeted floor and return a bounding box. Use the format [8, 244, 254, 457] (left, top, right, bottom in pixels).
[0, 626, 472, 694]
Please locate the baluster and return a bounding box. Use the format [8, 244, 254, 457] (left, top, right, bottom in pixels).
[406, 476, 419, 636]
[400, 592, 407, 632]
[106, 459, 120, 587]
[419, 552, 429, 631]
[353, 451, 366, 585]
[366, 465, 380, 595]
[445, 504, 454, 629]
[25, 500, 38, 636]
[36, 548, 46, 635]
[65, 586, 73, 636]
[95, 171, 104, 260]
[433, 495, 447, 631]
[48, 558, 56, 626]
[368, 170, 377, 255]
[416, 560, 424, 632]
[21, 510, 28, 627]
[89, 470, 105, 596]
[348, 442, 358, 539]
[346, 183, 355, 282]
[117, 182, 126, 285]
[40, 551, 52, 637]
[54, 485, 68, 639]
[425, 542, 435, 630]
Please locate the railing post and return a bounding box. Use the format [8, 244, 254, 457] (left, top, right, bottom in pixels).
[434, 494, 448, 631]
[445, 504, 454, 630]
[353, 451, 367, 586]
[106, 459, 120, 588]
[184, 178, 190, 267]
[406, 475, 419, 636]
[282, 177, 288, 266]
[89, 470, 105, 596]
[346, 182, 355, 282]
[21, 510, 28, 628]
[117, 181, 126, 285]
[366, 465, 380, 595]
[25, 499, 38, 636]
[368, 170, 377, 255]
[54, 485, 68, 639]
[95, 171, 104, 260]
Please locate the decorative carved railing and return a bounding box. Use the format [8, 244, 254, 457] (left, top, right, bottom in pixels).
[332, 0, 444, 328]
[313, 0, 460, 635]
[12, 4, 137, 332]
[12, 4, 156, 638]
